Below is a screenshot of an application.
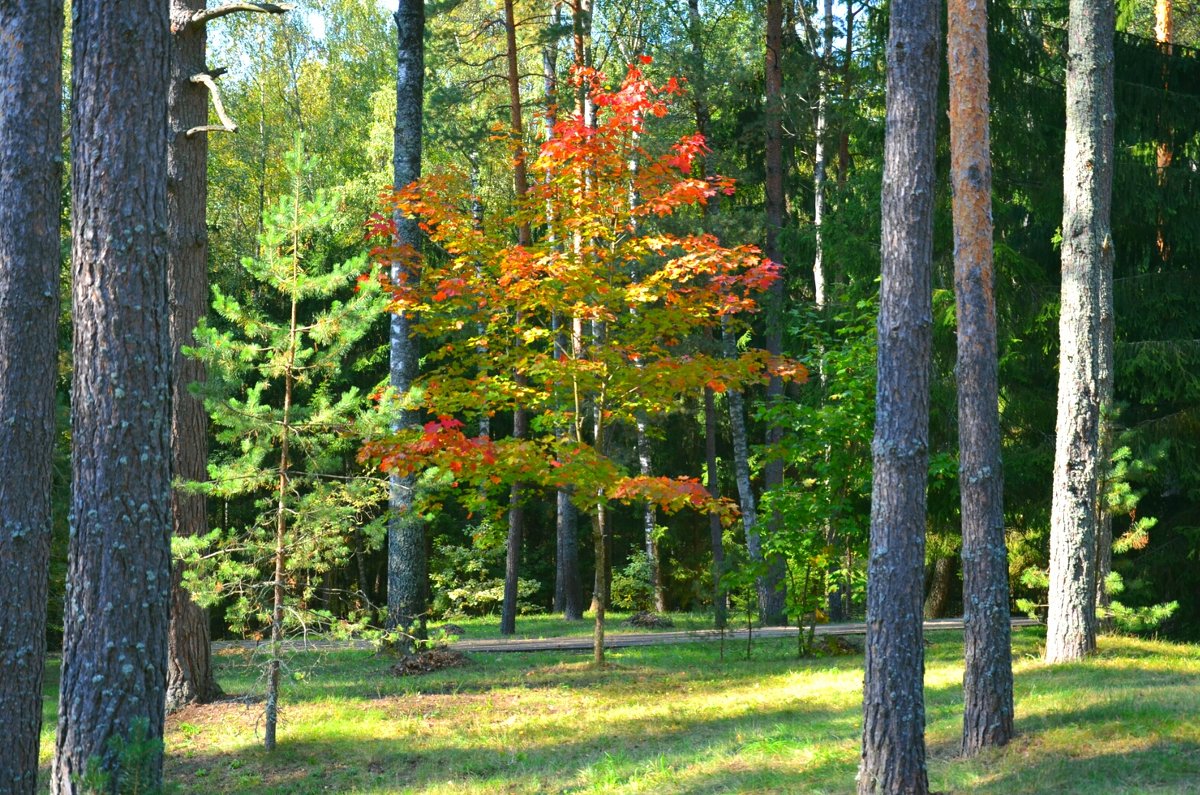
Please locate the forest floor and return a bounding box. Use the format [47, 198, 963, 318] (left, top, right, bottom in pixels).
[37, 625, 1200, 794]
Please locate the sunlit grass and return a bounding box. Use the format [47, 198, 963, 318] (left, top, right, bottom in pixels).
[35, 628, 1200, 793]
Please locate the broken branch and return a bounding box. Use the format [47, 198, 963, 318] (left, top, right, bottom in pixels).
[187, 73, 238, 137]
[189, 2, 292, 28]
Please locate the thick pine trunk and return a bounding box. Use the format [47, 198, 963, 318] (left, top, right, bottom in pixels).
[0, 4, 63, 791]
[857, 0, 939, 791]
[166, 0, 222, 714]
[760, 0, 788, 627]
[53, 0, 173, 789]
[947, 0, 1014, 752]
[1045, 0, 1114, 665]
[388, 0, 427, 651]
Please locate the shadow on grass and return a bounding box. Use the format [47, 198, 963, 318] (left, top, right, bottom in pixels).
[165, 701, 854, 794]
[40, 631, 1200, 794]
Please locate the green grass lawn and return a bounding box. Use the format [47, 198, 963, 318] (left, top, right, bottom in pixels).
[36, 627, 1200, 793]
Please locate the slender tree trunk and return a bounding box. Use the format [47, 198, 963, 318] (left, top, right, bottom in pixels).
[813, 0, 832, 310]
[0, 4, 63, 792]
[1153, 0, 1173, 264]
[501, 0, 532, 637]
[590, 393, 609, 666]
[388, 0, 427, 652]
[923, 556, 954, 619]
[1045, 0, 1114, 665]
[166, 0, 221, 714]
[53, 0, 173, 789]
[265, 199, 302, 752]
[760, 0, 788, 627]
[724, 325, 777, 622]
[857, 0, 939, 791]
[838, 3, 855, 187]
[705, 386, 728, 628]
[543, 1, 582, 621]
[636, 414, 665, 611]
[948, 0, 1014, 752]
[814, 0, 848, 624]
[686, 0, 726, 629]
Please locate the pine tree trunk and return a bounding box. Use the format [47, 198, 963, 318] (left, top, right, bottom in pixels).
[556, 483, 583, 620]
[165, 0, 223, 714]
[265, 230, 301, 752]
[857, 0, 939, 790]
[760, 0, 788, 628]
[543, 2, 582, 622]
[923, 556, 954, 620]
[0, 4, 63, 791]
[388, 0, 427, 652]
[53, 0, 173, 789]
[501, 0, 531, 637]
[947, 0, 1014, 754]
[1045, 0, 1114, 665]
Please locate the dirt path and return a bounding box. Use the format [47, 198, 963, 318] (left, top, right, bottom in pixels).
[213, 617, 1039, 655]
[452, 617, 1040, 653]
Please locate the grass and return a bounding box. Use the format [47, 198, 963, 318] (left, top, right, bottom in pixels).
[35, 627, 1200, 793]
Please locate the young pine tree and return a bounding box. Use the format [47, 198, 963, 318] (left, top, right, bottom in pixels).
[181, 144, 386, 751]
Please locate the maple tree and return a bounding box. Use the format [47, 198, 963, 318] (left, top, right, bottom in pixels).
[361, 61, 804, 665]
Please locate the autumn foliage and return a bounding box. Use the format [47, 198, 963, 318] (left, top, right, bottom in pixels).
[360, 62, 804, 523]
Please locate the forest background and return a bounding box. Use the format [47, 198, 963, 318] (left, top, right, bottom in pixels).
[36, 0, 1200, 647]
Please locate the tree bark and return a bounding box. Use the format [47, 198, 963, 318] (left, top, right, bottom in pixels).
[725, 328, 769, 613]
[857, 0, 938, 790]
[923, 556, 954, 620]
[838, 2, 855, 187]
[388, 0, 427, 652]
[165, 0, 223, 714]
[705, 386, 728, 628]
[1045, 0, 1114, 665]
[53, 0, 173, 789]
[501, 0, 531, 637]
[760, 0, 788, 628]
[948, 0, 1014, 752]
[813, 0, 832, 310]
[543, 1, 582, 622]
[636, 414, 665, 611]
[0, 4, 63, 792]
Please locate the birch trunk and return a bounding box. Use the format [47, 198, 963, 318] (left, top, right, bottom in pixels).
[388, 0, 427, 651]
